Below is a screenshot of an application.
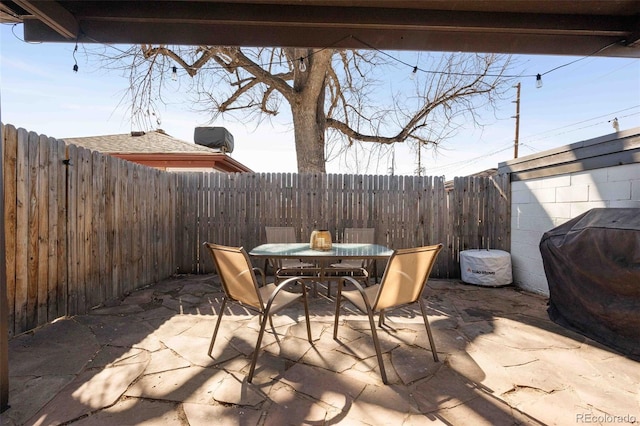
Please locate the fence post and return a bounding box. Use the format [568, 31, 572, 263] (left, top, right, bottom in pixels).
[1, 124, 10, 411]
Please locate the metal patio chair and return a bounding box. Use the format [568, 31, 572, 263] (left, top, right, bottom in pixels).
[265, 226, 316, 282]
[331, 228, 375, 274]
[328, 227, 376, 289]
[333, 243, 443, 384]
[204, 242, 312, 383]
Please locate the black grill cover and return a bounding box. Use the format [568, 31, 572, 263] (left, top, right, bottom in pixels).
[539, 208, 640, 359]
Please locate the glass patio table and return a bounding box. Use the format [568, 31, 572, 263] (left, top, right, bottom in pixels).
[249, 243, 393, 293]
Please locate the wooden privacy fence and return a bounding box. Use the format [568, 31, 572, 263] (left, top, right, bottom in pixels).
[175, 172, 511, 277]
[2, 124, 176, 336]
[3, 123, 510, 336]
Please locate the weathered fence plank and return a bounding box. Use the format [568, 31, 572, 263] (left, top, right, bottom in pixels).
[14, 128, 29, 333]
[3, 124, 18, 336]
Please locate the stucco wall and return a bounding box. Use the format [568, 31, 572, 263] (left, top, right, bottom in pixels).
[510, 162, 640, 295]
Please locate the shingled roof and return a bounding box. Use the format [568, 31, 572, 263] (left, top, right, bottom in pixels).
[62, 129, 252, 173]
[63, 130, 220, 154]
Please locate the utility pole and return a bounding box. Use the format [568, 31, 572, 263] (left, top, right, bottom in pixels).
[513, 82, 521, 158]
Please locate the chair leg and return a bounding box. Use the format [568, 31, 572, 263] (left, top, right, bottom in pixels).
[368, 310, 388, 384]
[333, 279, 343, 339]
[379, 310, 385, 327]
[301, 281, 312, 343]
[419, 298, 439, 362]
[208, 297, 227, 357]
[247, 309, 271, 383]
[268, 315, 275, 331]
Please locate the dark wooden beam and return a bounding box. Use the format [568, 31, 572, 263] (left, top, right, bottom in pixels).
[23, 18, 639, 58]
[13, 0, 78, 39]
[10, 1, 640, 57]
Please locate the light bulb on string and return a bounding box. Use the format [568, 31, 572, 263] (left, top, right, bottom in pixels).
[611, 117, 620, 132]
[172, 66, 178, 81]
[72, 42, 79, 72]
[410, 66, 418, 80]
[536, 73, 543, 88]
[298, 57, 307, 72]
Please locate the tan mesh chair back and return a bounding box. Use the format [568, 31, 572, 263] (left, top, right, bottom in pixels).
[266, 226, 297, 243]
[373, 245, 442, 311]
[204, 242, 312, 383]
[334, 243, 443, 384]
[204, 243, 262, 308]
[343, 228, 375, 244]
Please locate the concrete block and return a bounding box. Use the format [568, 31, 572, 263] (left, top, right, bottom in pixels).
[571, 168, 609, 185]
[609, 200, 640, 208]
[511, 260, 549, 294]
[511, 214, 519, 229]
[510, 240, 531, 256]
[531, 188, 557, 203]
[517, 215, 555, 232]
[541, 203, 572, 220]
[515, 178, 543, 191]
[511, 229, 545, 250]
[607, 163, 640, 182]
[556, 185, 589, 202]
[537, 175, 571, 189]
[514, 202, 548, 219]
[553, 217, 571, 227]
[512, 204, 547, 230]
[510, 240, 538, 260]
[511, 180, 530, 192]
[570, 201, 608, 217]
[511, 189, 533, 204]
[513, 269, 549, 295]
[632, 179, 640, 200]
[588, 181, 631, 201]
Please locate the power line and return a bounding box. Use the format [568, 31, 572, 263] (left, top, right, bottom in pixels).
[519, 105, 640, 144]
[421, 105, 640, 173]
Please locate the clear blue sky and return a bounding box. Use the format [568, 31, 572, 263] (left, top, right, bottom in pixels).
[2, 23, 639, 178]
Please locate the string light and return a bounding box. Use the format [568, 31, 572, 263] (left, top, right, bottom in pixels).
[60, 31, 623, 88]
[72, 42, 78, 72]
[410, 65, 418, 80]
[172, 66, 177, 81]
[535, 73, 543, 88]
[611, 117, 620, 132]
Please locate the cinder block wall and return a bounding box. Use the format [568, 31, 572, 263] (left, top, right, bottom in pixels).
[510, 163, 640, 295]
[500, 128, 640, 295]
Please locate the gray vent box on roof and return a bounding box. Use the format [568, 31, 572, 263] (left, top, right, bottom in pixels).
[194, 127, 234, 153]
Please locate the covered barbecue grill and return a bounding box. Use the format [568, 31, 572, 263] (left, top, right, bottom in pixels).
[539, 208, 640, 359]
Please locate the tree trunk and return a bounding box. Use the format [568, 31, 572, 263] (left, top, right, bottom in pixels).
[291, 98, 326, 174]
[287, 48, 330, 174]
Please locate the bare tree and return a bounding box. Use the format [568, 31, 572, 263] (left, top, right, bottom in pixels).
[103, 45, 512, 173]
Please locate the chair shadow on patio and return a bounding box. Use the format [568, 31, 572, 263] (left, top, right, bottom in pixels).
[5, 274, 639, 425]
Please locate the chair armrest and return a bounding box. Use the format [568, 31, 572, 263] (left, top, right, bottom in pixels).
[338, 276, 375, 312]
[252, 267, 267, 287]
[263, 276, 310, 311]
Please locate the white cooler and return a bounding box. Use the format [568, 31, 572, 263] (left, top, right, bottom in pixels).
[460, 249, 512, 287]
